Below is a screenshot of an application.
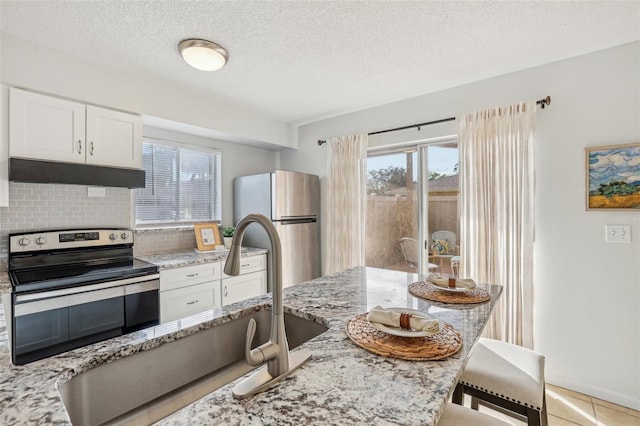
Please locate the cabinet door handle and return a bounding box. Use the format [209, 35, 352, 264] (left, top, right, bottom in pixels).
[90, 141, 94, 156]
[224, 286, 228, 297]
[186, 273, 199, 278]
[78, 140, 82, 155]
[186, 300, 199, 305]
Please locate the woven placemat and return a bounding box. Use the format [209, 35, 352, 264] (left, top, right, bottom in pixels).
[408, 281, 490, 304]
[344, 313, 462, 361]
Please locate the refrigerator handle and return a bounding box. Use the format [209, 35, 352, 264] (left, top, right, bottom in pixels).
[280, 217, 316, 225]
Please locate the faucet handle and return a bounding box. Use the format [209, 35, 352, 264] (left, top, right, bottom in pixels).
[244, 318, 264, 366]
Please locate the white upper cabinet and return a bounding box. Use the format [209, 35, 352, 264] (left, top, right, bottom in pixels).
[9, 88, 142, 169]
[9, 88, 85, 163]
[85, 105, 141, 169]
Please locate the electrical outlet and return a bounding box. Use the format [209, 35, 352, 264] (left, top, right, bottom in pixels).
[605, 224, 631, 243]
[87, 187, 106, 198]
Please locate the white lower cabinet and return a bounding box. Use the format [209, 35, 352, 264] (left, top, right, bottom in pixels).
[159, 262, 222, 323]
[222, 270, 267, 306]
[160, 281, 220, 324]
[159, 254, 267, 323]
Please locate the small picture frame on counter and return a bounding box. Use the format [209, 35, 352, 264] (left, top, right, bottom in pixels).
[194, 222, 223, 251]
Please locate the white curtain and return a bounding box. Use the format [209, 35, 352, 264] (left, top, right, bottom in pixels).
[458, 102, 536, 348]
[323, 134, 368, 275]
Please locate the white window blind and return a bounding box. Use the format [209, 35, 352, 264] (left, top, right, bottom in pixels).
[135, 139, 221, 225]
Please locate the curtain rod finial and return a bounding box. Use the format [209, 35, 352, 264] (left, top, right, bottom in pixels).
[537, 96, 551, 108]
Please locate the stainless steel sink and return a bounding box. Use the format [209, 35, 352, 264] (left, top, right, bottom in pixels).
[58, 309, 328, 426]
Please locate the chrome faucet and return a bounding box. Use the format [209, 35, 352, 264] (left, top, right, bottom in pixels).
[224, 213, 311, 399]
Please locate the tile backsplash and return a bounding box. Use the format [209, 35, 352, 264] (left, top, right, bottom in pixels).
[133, 228, 198, 256]
[0, 183, 201, 271]
[0, 182, 131, 259]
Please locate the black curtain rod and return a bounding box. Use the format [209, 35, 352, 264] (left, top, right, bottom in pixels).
[317, 95, 551, 146]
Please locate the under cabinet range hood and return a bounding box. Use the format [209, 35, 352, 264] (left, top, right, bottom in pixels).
[9, 158, 146, 189]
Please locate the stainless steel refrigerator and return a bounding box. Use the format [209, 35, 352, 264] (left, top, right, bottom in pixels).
[234, 170, 320, 289]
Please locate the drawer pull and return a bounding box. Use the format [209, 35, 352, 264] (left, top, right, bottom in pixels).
[241, 264, 250, 268]
[186, 273, 199, 278]
[186, 300, 199, 305]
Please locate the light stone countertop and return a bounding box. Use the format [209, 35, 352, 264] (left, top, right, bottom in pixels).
[137, 247, 267, 270]
[0, 267, 501, 425]
[0, 273, 10, 295]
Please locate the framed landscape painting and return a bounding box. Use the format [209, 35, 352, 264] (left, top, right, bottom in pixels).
[586, 142, 640, 210]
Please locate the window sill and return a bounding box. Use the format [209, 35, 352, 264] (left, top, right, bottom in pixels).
[135, 225, 195, 233]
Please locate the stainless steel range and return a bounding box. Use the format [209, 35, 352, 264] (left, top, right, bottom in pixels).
[4, 229, 159, 365]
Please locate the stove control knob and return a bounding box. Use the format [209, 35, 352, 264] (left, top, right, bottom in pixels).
[120, 233, 128, 240]
[18, 238, 30, 246]
[35, 237, 47, 245]
[109, 233, 118, 241]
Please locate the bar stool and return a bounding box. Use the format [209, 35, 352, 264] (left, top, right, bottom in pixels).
[438, 403, 510, 425]
[452, 338, 547, 426]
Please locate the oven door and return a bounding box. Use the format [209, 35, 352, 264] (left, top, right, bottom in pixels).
[11, 274, 159, 365]
[13, 286, 126, 364]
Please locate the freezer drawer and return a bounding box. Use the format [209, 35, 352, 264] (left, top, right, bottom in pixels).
[275, 221, 320, 288]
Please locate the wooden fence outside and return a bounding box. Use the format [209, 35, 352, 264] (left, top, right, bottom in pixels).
[365, 193, 459, 269]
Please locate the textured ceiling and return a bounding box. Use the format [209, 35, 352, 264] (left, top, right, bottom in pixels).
[1, 1, 639, 125]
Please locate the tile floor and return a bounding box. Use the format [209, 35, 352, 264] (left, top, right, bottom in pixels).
[462, 384, 640, 426]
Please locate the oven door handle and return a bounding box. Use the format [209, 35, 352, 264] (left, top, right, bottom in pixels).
[14, 286, 125, 317]
[125, 280, 159, 295]
[15, 274, 160, 303]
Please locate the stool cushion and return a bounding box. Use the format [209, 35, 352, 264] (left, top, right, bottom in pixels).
[438, 403, 510, 425]
[460, 338, 545, 410]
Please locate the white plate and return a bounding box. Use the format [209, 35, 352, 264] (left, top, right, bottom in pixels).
[429, 282, 474, 293]
[369, 308, 439, 337]
[427, 279, 476, 293]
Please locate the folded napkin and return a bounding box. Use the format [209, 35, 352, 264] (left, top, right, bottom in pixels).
[428, 274, 476, 289]
[367, 305, 440, 334]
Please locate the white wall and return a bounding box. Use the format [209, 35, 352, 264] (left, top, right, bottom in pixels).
[281, 42, 640, 410]
[143, 126, 279, 226]
[0, 33, 294, 149]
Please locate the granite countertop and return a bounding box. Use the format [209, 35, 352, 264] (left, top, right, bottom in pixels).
[0, 267, 501, 425]
[0, 273, 11, 295]
[137, 247, 268, 270]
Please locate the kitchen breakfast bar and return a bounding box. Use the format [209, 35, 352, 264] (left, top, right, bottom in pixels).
[0, 267, 501, 425]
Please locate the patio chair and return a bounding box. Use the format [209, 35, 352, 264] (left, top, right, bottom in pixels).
[431, 230, 458, 255]
[399, 237, 418, 267]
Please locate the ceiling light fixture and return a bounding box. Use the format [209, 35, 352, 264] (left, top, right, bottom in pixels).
[179, 39, 229, 71]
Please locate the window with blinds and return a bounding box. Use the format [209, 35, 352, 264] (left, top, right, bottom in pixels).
[135, 139, 221, 225]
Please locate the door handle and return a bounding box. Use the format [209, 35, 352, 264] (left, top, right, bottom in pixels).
[224, 286, 228, 297]
[90, 141, 94, 156]
[78, 140, 82, 155]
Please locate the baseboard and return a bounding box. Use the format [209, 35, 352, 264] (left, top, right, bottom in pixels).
[547, 375, 640, 411]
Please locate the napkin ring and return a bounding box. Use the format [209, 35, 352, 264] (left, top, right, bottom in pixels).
[399, 313, 413, 329]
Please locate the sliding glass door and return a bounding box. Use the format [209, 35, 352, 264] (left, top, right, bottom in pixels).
[420, 142, 459, 276]
[365, 139, 458, 275]
[365, 150, 418, 271]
